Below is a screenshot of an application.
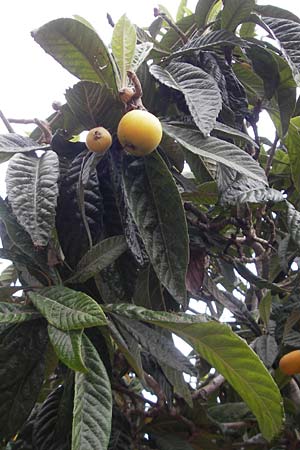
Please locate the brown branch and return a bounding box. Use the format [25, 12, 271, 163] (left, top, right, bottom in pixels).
[154, 8, 188, 44]
[192, 374, 225, 401]
[265, 133, 279, 177]
[0, 110, 15, 133]
[7, 117, 53, 144]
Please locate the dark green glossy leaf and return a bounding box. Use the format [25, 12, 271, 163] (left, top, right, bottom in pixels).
[48, 325, 87, 372]
[29, 286, 107, 330]
[0, 320, 48, 440]
[0, 134, 50, 164]
[195, 0, 219, 28]
[285, 117, 300, 193]
[163, 123, 268, 184]
[67, 235, 128, 284]
[122, 152, 189, 305]
[6, 151, 59, 247]
[65, 81, 122, 131]
[151, 62, 222, 136]
[0, 302, 40, 324]
[263, 17, 300, 85]
[72, 334, 112, 450]
[221, 0, 255, 31]
[32, 18, 118, 91]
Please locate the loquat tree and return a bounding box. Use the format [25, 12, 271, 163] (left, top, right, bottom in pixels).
[1, 1, 300, 449]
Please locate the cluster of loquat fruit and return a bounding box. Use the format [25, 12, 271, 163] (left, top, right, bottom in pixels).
[85, 110, 162, 157]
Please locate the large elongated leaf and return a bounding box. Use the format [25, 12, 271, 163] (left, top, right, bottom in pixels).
[0, 302, 40, 324]
[122, 152, 189, 305]
[106, 303, 283, 442]
[72, 334, 112, 450]
[171, 30, 246, 58]
[48, 325, 87, 372]
[132, 42, 153, 72]
[67, 235, 128, 284]
[32, 18, 118, 92]
[150, 62, 221, 136]
[111, 14, 136, 88]
[263, 17, 300, 85]
[163, 123, 268, 184]
[286, 201, 300, 248]
[29, 286, 107, 330]
[0, 134, 50, 164]
[221, 0, 255, 31]
[0, 320, 48, 440]
[195, 0, 219, 28]
[6, 151, 59, 247]
[255, 5, 300, 24]
[65, 81, 122, 131]
[285, 117, 300, 193]
[32, 385, 72, 450]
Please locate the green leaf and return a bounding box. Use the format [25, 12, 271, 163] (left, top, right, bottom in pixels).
[286, 201, 300, 248]
[0, 302, 40, 324]
[213, 121, 257, 147]
[171, 30, 246, 59]
[6, 151, 59, 247]
[163, 123, 268, 184]
[48, 325, 87, 372]
[285, 117, 300, 193]
[29, 286, 107, 330]
[111, 14, 137, 88]
[253, 334, 278, 369]
[176, 0, 188, 22]
[193, 336, 281, 438]
[0, 320, 48, 440]
[245, 45, 280, 100]
[132, 42, 154, 72]
[72, 334, 112, 450]
[151, 62, 222, 136]
[221, 0, 255, 31]
[104, 303, 284, 441]
[31, 18, 118, 92]
[122, 152, 189, 305]
[259, 291, 272, 327]
[0, 264, 17, 287]
[67, 236, 128, 284]
[233, 62, 265, 104]
[0, 133, 50, 164]
[160, 362, 193, 407]
[255, 4, 300, 24]
[263, 17, 300, 85]
[195, 0, 219, 28]
[104, 303, 208, 325]
[65, 81, 122, 131]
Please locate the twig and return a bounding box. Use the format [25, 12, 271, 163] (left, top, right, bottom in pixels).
[192, 374, 225, 400]
[0, 109, 14, 133]
[154, 8, 188, 44]
[7, 117, 53, 144]
[265, 133, 279, 177]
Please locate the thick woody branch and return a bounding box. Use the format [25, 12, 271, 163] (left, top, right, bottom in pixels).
[192, 374, 225, 401]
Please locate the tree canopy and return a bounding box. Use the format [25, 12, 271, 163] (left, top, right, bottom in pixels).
[1, 1, 300, 449]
